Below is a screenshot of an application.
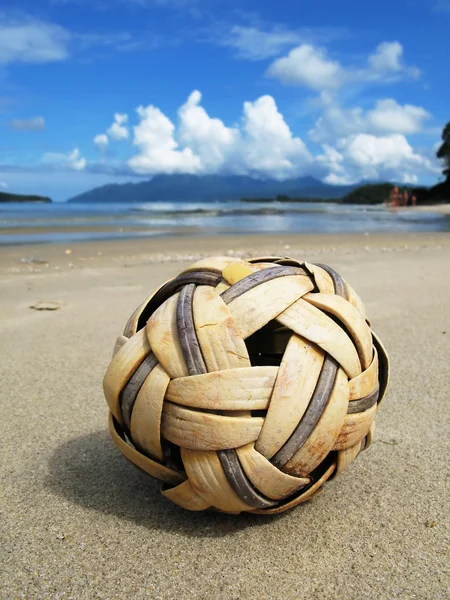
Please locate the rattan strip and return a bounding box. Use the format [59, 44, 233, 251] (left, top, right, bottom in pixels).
[134, 270, 223, 334]
[103, 328, 151, 423]
[269, 260, 344, 469]
[218, 449, 277, 509]
[220, 265, 305, 305]
[120, 352, 158, 429]
[177, 283, 207, 376]
[347, 384, 379, 414]
[313, 263, 346, 298]
[129, 363, 170, 462]
[304, 292, 373, 370]
[250, 462, 336, 515]
[236, 444, 310, 500]
[271, 356, 339, 468]
[109, 414, 184, 486]
[192, 285, 251, 372]
[146, 292, 189, 379]
[372, 331, 390, 406]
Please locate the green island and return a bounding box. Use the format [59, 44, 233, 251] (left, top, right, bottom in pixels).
[241, 180, 450, 205]
[0, 191, 52, 203]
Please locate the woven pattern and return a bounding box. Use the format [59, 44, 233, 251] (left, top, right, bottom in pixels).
[103, 256, 389, 514]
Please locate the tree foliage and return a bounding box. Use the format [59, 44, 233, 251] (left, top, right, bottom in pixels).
[0, 191, 51, 203]
[340, 183, 396, 204]
[436, 122, 450, 181]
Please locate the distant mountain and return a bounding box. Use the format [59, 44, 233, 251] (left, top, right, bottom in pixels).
[0, 191, 52, 203]
[67, 174, 355, 203]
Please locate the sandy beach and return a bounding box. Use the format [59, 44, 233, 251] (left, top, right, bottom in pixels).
[1, 231, 449, 600]
[411, 203, 450, 215]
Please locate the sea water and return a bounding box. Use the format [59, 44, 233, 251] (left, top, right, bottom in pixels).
[0, 200, 448, 245]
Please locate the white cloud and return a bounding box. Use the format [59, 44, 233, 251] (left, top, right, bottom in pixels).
[112, 91, 437, 184]
[367, 99, 430, 134]
[315, 144, 346, 179]
[30, 90, 436, 188]
[8, 116, 46, 131]
[0, 181, 8, 188]
[216, 24, 347, 61]
[266, 45, 343, 90]
[323, 172, 356, 185]
[94, 114, 128, 152]
[267, 40, 420, 91]
[312, 93, 438, 184]
[0, 15, 70, 65]
[221, 25, 304, 60]
[178, 90, 239, 171]
[128, 104, 202, 175]
[309, 97, 365, 143]
[41, 148, 87, 171]
[67, 149, 87, 170]
[319, 133, 439, 184]
[346, 133, 414, 165]
[107, 113, 129, 140]
[241, 95, 313, 177]
[93, 133, 109, 149]
[366, 41, 420, 81]
[368, 41, 403, 73]
[0, 13, 144, 68]
[309, 97, 431, 143]
[128, 91, 313, 178]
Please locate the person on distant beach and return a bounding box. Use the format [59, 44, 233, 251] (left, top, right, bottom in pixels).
[403, 190, 409, 207]
[411, 195, 417, 207]
[388, 186, 400, 211]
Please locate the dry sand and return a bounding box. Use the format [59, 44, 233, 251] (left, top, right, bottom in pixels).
[1, 232, 449, 600]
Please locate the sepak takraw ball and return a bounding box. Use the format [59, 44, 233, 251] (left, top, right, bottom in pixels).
[103, 256, 389, 514]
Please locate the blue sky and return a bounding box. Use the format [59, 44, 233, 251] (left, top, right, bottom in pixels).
[1, 0, 449, 201]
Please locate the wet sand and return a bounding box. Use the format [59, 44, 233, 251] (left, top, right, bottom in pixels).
[1, 232, 449, 599]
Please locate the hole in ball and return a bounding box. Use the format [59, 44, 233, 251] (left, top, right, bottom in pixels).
[245, 320, 291, 367]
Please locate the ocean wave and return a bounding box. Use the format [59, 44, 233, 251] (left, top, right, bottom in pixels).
[130, 205, 336, 218]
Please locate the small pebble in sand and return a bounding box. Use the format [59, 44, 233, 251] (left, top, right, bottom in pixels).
[30, 301, 62, 311]
[425, 520, 438, 528]
[64, 249, 72, 255]
[20, 256, 48, 265]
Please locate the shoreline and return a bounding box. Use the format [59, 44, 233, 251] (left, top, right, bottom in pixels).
[1, 202, 448, 247]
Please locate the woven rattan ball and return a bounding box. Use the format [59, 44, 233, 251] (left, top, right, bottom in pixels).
[103, 256, 389, 514]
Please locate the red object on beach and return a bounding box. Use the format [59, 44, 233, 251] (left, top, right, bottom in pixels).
[103, 256, 390, 514]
